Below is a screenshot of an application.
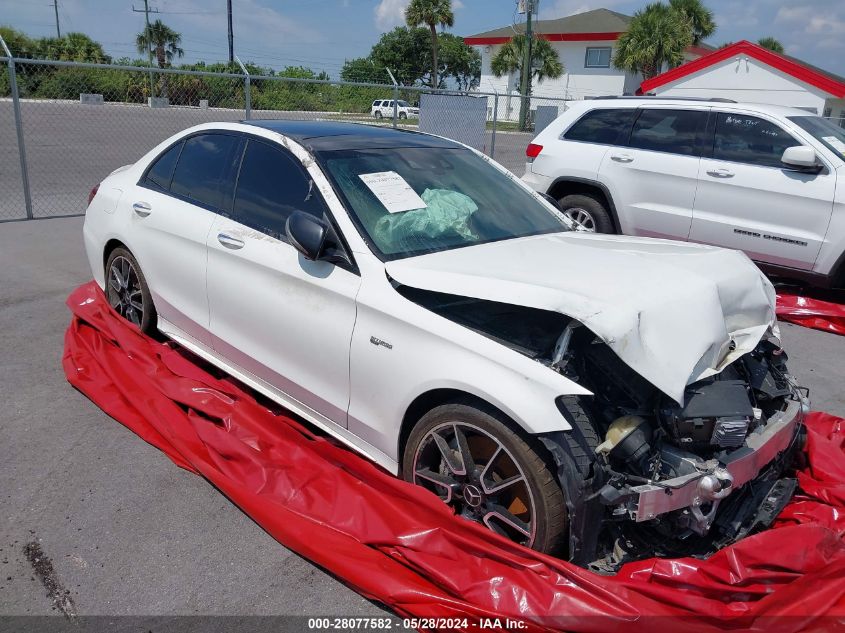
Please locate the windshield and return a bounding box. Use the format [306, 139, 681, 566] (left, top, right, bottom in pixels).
[398, 100, 411, 107]
[788, 115, 845, 161]
[318, 147, 570, 260]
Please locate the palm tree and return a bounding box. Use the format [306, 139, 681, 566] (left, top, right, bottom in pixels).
[405, 0, 454, 89]
[757, 36, 785, 54]
[491, 35, 564, 86]
[136, 19, 184, 69]
[613, 3, 693, 80]
[668, 0, 715, 45]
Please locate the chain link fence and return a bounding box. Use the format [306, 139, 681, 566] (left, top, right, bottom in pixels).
[0, 50, 568, 222]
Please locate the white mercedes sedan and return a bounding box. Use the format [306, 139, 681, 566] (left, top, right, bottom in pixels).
[84, 121, 805, 568]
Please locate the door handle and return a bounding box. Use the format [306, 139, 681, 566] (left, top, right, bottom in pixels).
[707, 168, 735, 178]
[132, 201, 151, 217]
[610, 154, 634, 163]
[217, 233, 245, 250]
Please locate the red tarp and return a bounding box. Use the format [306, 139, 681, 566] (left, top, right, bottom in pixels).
[777, 293, 845, 336]
[63, 281, 845, 632]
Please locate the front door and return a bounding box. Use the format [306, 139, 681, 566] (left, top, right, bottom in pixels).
[690, 111, 835, 270]
[206, 136, 361, 426]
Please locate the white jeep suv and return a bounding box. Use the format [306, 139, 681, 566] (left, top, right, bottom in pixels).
[523, 97, 845, 288]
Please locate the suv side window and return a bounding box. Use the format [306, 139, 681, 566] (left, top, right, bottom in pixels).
[170, 133, 241, 211]
[629, 109, 706, 156]
[373, 101, 381, 107]
[563, 108, 635, 145]
[233, 139, 327, 239]
[713, 113, 798, 168]
[143, 141, 183, 191]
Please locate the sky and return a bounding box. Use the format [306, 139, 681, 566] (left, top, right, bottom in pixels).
[1, 0, 844, 79]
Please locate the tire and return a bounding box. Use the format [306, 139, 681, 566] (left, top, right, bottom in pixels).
[104, 247, 157, 335]
[402, 401, 567, 553]
[374, 111, 383, 119]
[557, 193, 614, 234]
[399, 112, 407, 120]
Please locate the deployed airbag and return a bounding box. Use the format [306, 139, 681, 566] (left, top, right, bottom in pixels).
[63, 282, 845, 631]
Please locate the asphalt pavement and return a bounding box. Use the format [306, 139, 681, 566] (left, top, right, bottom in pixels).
[1, 216, 843, 619]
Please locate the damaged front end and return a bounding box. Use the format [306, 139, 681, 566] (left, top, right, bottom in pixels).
[400, 286, 807, 571]
[544, 328, 806, 571]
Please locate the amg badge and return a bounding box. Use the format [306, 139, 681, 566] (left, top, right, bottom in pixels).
[370, 336, 393, 350]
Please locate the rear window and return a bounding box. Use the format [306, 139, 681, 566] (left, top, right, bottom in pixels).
[629, 109, 706, 156]
[169, 133, 241, 211]
[563, 108, 635, 145]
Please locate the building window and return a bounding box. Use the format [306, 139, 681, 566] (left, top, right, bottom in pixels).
[585, 46, 611, 68]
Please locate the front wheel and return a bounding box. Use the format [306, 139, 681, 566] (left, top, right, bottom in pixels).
[402, 402, 566, 553]
[374, 111, 383, 119]
[105, 247, 157, 334]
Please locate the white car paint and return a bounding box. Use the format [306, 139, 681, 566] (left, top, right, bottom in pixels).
[84, 121, 777, 475]
[523, 98, 845, 285]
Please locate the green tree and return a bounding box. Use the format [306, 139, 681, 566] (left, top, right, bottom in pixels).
[668, 0, 715, 45]
[341, 57, 386, 83]
[757, 36, 785, 54]
[370, 27, 430, 86]
[490, 35, 564, 86]
[438, 32, 481, 90]
[613, 2, 693, 80]
[135, 19, 184, 68]
[405, 0, 454, 89]
[36, 32, 110, 63]
[0, 26, 38, 57]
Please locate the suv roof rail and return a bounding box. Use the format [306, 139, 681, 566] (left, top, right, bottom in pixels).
[591, 95, 738, 103]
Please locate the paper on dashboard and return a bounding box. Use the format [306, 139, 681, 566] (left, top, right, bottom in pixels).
[359, 171, 427, 213]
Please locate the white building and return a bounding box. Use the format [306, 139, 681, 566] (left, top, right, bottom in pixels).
[641, 40, 845, 124]
[463, 8, 711, 120]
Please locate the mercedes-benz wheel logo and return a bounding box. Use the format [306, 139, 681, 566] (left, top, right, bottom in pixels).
[463, 484, 482, 507]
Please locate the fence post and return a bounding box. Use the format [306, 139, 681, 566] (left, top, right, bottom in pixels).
[1, 37, 33, 220]
[490, 88, 499, 159]
[385, 68, 398, 128]
[235, 56, 251, 120]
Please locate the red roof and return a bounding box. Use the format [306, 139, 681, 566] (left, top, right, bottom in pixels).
[640, 40, 845, 98]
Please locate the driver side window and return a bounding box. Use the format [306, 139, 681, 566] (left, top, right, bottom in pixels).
[233, 139, 327, 240]
[713, 113, 798, 168]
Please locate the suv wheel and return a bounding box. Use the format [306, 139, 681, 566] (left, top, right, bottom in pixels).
[105, 247, 157, 334]
[399, 112, 407, 120]
[374, 111, 383, 119]
[403, 401, 566, 553]
[558, 194, 614, 233]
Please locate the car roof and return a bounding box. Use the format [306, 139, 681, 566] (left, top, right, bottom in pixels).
[243, 120, 459, 151]
[569, 97, 820, 118]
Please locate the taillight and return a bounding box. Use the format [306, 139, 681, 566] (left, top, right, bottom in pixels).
[87, 183, 100, 206]
[526, 143, 543, 162]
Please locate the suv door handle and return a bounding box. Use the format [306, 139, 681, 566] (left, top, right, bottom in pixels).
[217, 233, 245, 250]
[707, 168, 735, 178]
[132, 201, 151, 217]
[610, 153, 634, 163]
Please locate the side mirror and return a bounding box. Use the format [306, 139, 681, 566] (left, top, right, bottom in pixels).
[286, 211, 327, 261]
[781, 146, 822, 173]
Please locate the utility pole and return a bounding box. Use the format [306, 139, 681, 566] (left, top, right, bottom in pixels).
[53, 0, 61, 38]
[227, 0, 234, 64]
[518, 0, 534, 131]
[132, 1, 159, 99]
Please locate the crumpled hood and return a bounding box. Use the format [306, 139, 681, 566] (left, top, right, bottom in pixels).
[386, 232, 779, 405]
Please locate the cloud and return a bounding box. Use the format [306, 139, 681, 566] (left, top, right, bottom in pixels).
[374, 0, 408, 30]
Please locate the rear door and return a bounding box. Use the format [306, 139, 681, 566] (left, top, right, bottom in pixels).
[690, 111, 835, 270]
[131, 132, 242, 344]
[206, 136, 361, 427]
[598, 107, 707, 239]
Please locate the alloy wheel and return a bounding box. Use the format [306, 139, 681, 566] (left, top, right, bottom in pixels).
[412, 422, 537, 547]
[563, 207, 596, 232]
[107, 255, 145, 326]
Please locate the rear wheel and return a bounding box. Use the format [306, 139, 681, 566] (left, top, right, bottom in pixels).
[105, 247, 157, 334]
[558, 193, 614, 233]
[403, 402, 566, 553]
